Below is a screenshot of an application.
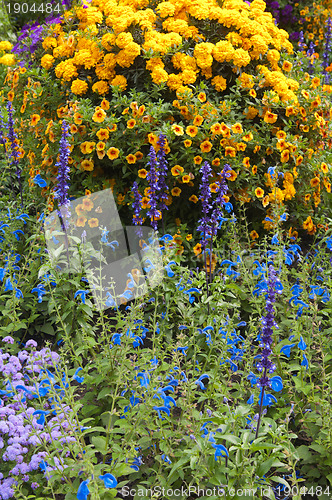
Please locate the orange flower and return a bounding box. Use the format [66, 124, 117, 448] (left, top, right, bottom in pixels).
[194, 156, 203, 165]
[295, 155, 303, 166]
[138, 169, 147, 178]
[193, 243, 202, 255]
[282, 61, 292, 72]
[280, 150, 290, 163]
[172, 124, 184, 135]
[100, 98, 110, 110]
[76, 216, 87, 227]
[96, 141, 106, 152]
[262, 195, 269, 207]
[70, 124, 78, 134]
[321, 162, 329, 174]
[276, 130, 286, 139]
[249, 89, 256, 98]
[126, 154, 137, 164]
[30, 114, 41, 126]
[81, 159, 94, 171]
[107, 147, 120, 160]
[186, 125, 198, 137]
[242, 132, 253, 141]
[127, 119, 136, 129]
[171, 187, 182, 196]
[250, 230, 259, 239]
[109, 124, 117, 133]
[92, 107, 106, 123]
[255, 187, 264, 198]
[210, 182, 219, 193]
[231, 123, 243, 134]
[75, 204, 85, 216]
[182, 175, 190, 183]
[141, 196, 150, 209]
[212, 158, 220, 166]
[310, 177, 320, 188]
[264, 111, 278, 124]
[210, 123, 222, 135]
[228, 169, 237, 181]
[74, 113, 83, 125]
[7, 91, 14, 101]
[171, 165, 184, 176]
[193, 115, 203, 126]
[243, 157, 250, 168]
[285, 106, 295, 117]
[303, 215, 316, 234]
[88, 218, 99, 228]
[82, 198, 94, 211]
[225, 147, 236, 157]
[197, 92, 206, 103]
[200, 140, 212, 153]
[135, 151, 144, 160]
[96, 128, 109, 140]
[186, 234, 192, 241]
[220, 123, 231, 137]
[189, 195, 198, 203]
[184, 139, 192, 147]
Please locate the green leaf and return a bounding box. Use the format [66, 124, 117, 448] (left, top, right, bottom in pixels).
[221, 434, 241, 445]
[256, 458, 285, 477]
[91, 435, 107, 454]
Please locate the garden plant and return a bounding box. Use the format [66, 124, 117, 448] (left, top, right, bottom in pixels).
[0, 0, 332, 499]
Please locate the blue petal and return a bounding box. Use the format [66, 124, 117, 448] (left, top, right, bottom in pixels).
[99, 473, 117, 488]
[77, 480, 90, 500]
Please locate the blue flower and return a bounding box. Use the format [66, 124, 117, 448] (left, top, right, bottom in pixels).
[31, 284, 46, 303]
[298, 336, 307, 351]
[33, 174, 47, 187]
[164, 261, 176, 277]
[195, 373, 209, 390]
[153, 406, 170, 418]
[270, 375, 283, 392]
[4, 278, 13, 292]
[271, 234, 279, 245]
[183, 287, 201, 303]
[77, 479, 90, 500]
[12, 229, 24, 241]
[301, 353, 309, 369]
[161, 454, 172, 464]
[247, 394, 254, 405]
[33, 410, 49, 426]
[99, 473, 117, 488]
[74, 290, 89, 304]
[212, 444, 229, 461]
[73, 368, 84, 384]
[280, 344, 295, 358]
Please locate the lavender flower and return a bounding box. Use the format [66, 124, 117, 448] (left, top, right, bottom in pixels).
[255, 265, 281, 438]
[307, 41, 316, 75]
[53, 120, 71, 208]
[146, 146, 160, 231]
[197, 161, 213, 250]
[131, 181, 143, 226]
[156, 134, 169, 214]
[210, 164, 231, 237]
[323, 17, 332, 84]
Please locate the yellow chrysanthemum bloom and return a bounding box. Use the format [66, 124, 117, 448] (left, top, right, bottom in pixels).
[71, 79, 89, 95]
[0, 41, 13, 51]
[0, 54, 15, 66]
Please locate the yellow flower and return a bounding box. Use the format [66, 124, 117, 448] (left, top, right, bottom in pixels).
[0, 54, 15, 66]
[138, 169, 147, 178]
[127, 119, 136, 129]
[88, 218, 99, 228]
[200, 140, 212, 153]
[310, 177, 320, 188]
[193, 243, 202, 255]
[171, 165, 184, 176]
[228, 170, 237, 181]
[264, 111, 278, 124]
[30, 114, 41, 126]
[41, 54, 55, 70]
[193, 115, 203, 126]
[106, 147, 120, 160]
[303, 215, 316, 234]
[81, 159, 94, 171]
[171, 187, 181, 196]
[282, 61, 292, 72]
[0, 41, 13, 51]
[197, 92, 206, 102]
[211, 75, 227, 92]
[76, 216, 87, 227]
[250, 230, 259, 240]
[184, 139, 192, 147]
[321, 162, 329, 174]
[172, 124, 184, 135]
[194, 156, 202, 165]
[111, 75, 127, 91]
[92, 107, 106, 123]
[186, 234, 192, 241]
[231, 123, 243, 134]
[255, 187, 264, 198]
[126, 154, 136, 164]
[189, 195, 198, 203]
[71, 79, 88, 95]
[186, 126, 198, 137]
[92, 81, 109, 95]
[182, 175, 191, 183]
[96, 128, 109, 140]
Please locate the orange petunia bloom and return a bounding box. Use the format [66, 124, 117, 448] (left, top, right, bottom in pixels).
[109, 124, 117, 133]
[194, 156, 203, 165]
[96, 141, 106, 151]
[243, 157, 250, 168]
[242, 132, 253, 141]
[76, 216, 87, 227]
[186, 126, 198, 137]
[184, 139, 192, 148]
[276, 130, 286, 139]
[189, 195, 198, 203]
[228, 169, 237, 181]
[200, 140, 213, 153]
[74, 113, 83, 125]
[30, 114, 41, 126]
[310, 177, 320, 188]
[282, 61, 292, 72]
[127, 119, 136, 129]
[255, 187, 264, 198]
[303, 215, 316, 234]
[212, 158, 220, 166]
[231, 123, 243, 134]
[171, 187, 182, 196]
[197, 92, 206, 103]
[141, 197, 150, 209]
[81, 159, 94, 171]
[96, 128, 109, 140]
[100, 98, 110, 110]
[172, 124, 184, 135]
[182, 175, 190, 183]
[88, 218, 99, 228]
[280, 150, 290, 163]
[210, 182, 219, 193]
[135, 151, 144, 160]
[138, 169, 147, 178]
[250, 230, 259, 239]
[193, 115, 204, 126]
[171, 165, 184, 176]
[92, 108, 106, 123]
[264, 111, 278, 124]
[321, 162, 329, 174]
[75, 204, 85, 216]
[295, 155, 303, 166]
[126, 154, 137, 164]
[7, 91, 14, 101]
[225, 147, 236, 157]
[82, 198, 94, 211]
[210, 123, 222, 135]
[107, 147, 120, 160]
[262, 195, 269, 207]
[193, 243, 202, 255]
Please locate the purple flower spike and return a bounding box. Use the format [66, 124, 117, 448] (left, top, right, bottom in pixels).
[146, 145, 160, 231]
[54, 120, 71, 208]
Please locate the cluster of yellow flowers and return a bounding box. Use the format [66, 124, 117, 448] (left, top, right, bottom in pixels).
[0, 41, 15, 66]
[35, 0, 294, 96]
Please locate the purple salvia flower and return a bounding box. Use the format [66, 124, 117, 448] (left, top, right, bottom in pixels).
[307, 41, 315, 75]
[322, 17, 332, 84]
[6, 103, 23, 205]
[210, 164, 231, 237]
[53, 120, 71, 208]
[131, 181, 143, 227]
[197, 161, 213, 249]
[156, 134, 169, 213]
[146, 145, 160, 231]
